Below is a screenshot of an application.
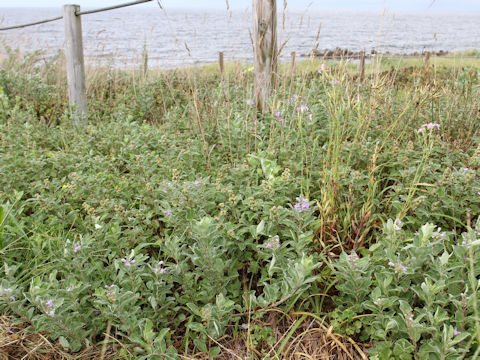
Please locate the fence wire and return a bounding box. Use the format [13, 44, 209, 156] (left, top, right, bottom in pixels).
[76, 0, 154, 16]
[0, 0, 154, 32]
[0, 15, 63, 31]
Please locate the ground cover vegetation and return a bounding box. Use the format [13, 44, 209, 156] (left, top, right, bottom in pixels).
[0, 47, 480, 359]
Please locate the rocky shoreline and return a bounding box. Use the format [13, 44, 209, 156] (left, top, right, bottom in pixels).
[305, 47, 450, 59]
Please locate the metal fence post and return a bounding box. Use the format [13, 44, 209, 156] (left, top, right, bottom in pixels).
[253, 0, 277, 113]
[63, 4, 88, 123]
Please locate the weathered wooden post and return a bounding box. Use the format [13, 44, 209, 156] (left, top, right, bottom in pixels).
[63, 4, 88, 122]
[424, 51, 431, 68]
[253, 0, 277, 113]
[218, 51, 225, 76]
[290, 51, 296, 76]
[359, 50, 365, 83]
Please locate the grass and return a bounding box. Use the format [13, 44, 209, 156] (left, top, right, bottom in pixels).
[0, 47, 479, 359]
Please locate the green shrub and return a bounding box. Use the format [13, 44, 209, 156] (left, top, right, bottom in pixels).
[332, 219, 480, 359]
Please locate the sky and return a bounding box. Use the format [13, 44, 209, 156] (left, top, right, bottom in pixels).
[0, 0, 479, 12]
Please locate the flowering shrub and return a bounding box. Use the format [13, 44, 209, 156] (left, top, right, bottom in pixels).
[331, 219, 480, 359]
[0, 52, 479, 357]
[0, 118, 320, 356]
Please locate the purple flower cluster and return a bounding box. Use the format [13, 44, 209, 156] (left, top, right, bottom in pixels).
[393, 218, 403, 231]
[265, 235, 280, 250]
[45, 300, 55, 316]
[153, 260, 167, 275]
[296, 105, 309, 113]
[162, 181, 171, 193]
[388, 261, 407, 273]
[121, 256, 136, 267]
[275, 111, 285, 123]
[418, 123, 440, 133]
[318, 63, 327, 73]
[294, 196, 310, 212]
[73, 243, 81, 253]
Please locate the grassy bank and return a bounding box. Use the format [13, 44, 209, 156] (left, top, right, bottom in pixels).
[0, 49, 480, 359]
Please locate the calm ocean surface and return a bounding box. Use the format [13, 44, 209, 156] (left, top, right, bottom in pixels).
[1, 7, 479, 68]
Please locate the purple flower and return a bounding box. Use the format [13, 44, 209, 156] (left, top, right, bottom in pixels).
[121, 257, 136, 267]
[73, 244, 81, 253]
[275, 111, 285, 123]
[165, 210, 172, 217]
[318, 63, 327, 73]
[294, 196, 310, 213]
[393, 218, 402, 231]
[461, 239, 471, 249]
[418, 122, 440, 133]
[7, 328, 14, 334]
[10, 295, 15, 301]
[265, 235, 280, 250]
[290, 94, 301, 102]
[94, 310, 102, 316]
[153, 261, 167, 274]
[194, 180, 200, 187]
[296, 105, 309, 113]
[331, 80, 339, 85]
[46, 300, 54, 308]
[247, 100, 256, 107]
[163, 181, 171, 193]
[453, 328, 462, 336]
[388, 261, 407, 273]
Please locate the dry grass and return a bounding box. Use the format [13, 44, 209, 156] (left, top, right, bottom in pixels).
[1, 313, 369, 360]
[0, 316, 117, 360]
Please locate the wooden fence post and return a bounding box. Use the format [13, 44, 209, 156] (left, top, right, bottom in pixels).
[63, 4, 88, 123]
[424, 51, 431, 68]
[359, 50, 365, 83]
[218, 51, 224, 76]
[253, 0, 277, 113]
[290, 51, 296, 76]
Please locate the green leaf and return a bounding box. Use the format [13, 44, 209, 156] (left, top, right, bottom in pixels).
[59, 336, 70, 350]
[439, 251, 450, 266]
[393, 339, 414, 360]
[188, 322, 206, 335]
[255, 219, 265, 237]
[193, 338, 208, 353]
[209, 346, 221, 358]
